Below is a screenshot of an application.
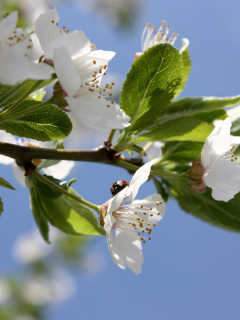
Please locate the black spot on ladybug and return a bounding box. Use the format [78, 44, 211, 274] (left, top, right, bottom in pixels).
[110, 180, 129, 196]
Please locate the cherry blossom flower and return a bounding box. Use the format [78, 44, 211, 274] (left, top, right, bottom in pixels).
[0, 11, 53, 85]
[0, 131, 74, 186]
[134, 21, 189, 60]
[99, 159, 166, 275]
[35, 8, 131, 132]
[189, 117, 240, 201]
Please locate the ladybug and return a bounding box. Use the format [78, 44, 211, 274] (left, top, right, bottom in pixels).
[110, 180, 129, 196]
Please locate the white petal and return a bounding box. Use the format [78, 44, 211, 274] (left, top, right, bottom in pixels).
[66, 96, 130, 132]
[105, 228, 126, 270]
[106, 190, 127, 229]
[0, 131, 17, 164]
[201, 117, 232, 167]
[44, 31, 90, 60]
[9, 28, 31, 57]
[27, 62, 54, 80]
[0, 49, 28, 85]
[114, 228, 143, 275]
[131, 193, 166, 223]
[147, 141, 164, 159]
[12, 163, 26, 187]
[42, 160, 74, 180]
[35, 8, 61, 52]
[53, 46, 81, 96]
[74, 50, 114, 84]
[179, 38, 189, 54]
[203, 157, 240, 201]
[231, 136, 240, 145]
[124, 159, 156, 203]
[86, 50, 115, 65]
[0, 11, 17, 43]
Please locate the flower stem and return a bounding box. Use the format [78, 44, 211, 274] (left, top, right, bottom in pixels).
[116, 158, 187, 180]
[107, 129, 116, 144]
[31, 170, 100, 212]
[0, 80, 42, 120]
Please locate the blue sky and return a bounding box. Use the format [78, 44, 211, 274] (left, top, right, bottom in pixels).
[1, 0, 240, 319]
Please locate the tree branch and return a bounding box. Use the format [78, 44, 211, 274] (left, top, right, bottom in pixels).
[0, 142, 143, 169]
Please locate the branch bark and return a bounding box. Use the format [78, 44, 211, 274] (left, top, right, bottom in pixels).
[0, 142, 143, 169]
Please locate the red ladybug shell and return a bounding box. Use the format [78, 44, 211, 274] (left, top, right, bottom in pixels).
[110, 180, 129, 196]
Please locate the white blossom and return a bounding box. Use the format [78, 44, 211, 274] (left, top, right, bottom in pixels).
[35, 8, 131, 132]
[101, 160, 166, 275]
[0, 11, 53, 85]
[0, 131, 74, 186]
[135, 21, 189, 60]
[201, 117, 240, 201]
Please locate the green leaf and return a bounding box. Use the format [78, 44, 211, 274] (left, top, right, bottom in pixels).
[160, 96, 240, 125]
[34, 187, 105, 236]
[30, 188, 50, 243]
[161, 141, 203, 164]
[0, 100, 72, 141]
[138, 117, 213, 142]
[175, 44, 191, 98]
[34, 174, 70, 199]
[231, 119, 240, 136]
[0, 197, 3, 216]
[0, 177, 15, 190]
[0, 79, 55, 110]
[192, 109, 227, 124]
[66, 178, 78, 189]
[172, 181, 240, 233]
[120, 43, 183, 133]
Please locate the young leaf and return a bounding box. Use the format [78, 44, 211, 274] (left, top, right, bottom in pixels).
[34, 187, 105, 236]
[172, 181, 240, 233]
[0, 100, 72, 141]
[33, 174, 76, 199]
[0, 197, 3, 216]
[138, 117, 213, 142]
[0, 177, 15, 190]
[30, 188, 50, 243]
[120, 43, 183, 133]
[0, 79, 55, 109]
[160, 96, 240, 125]
[161, 141, 203, 164]
[174, 44, 191, 98]
[192, 109, 227, 124]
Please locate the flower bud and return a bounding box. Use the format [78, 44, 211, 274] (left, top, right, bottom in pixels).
[99, 203, 108, 228]
[134, 52, 142, 60]
[25, 175, 34, 189]
[187, 158, 206, 193]
[52, 81, 69, 112]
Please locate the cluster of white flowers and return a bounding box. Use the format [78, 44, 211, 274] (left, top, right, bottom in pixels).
[0, 8, 130, 133]
[2, 7, 240, 278]
[0, 11, 53, 85]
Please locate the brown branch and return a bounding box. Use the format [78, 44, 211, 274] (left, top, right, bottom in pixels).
[0, 142, 143, 170]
